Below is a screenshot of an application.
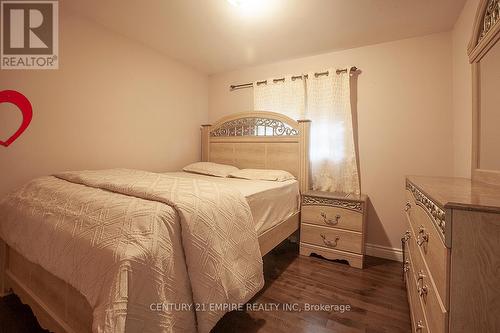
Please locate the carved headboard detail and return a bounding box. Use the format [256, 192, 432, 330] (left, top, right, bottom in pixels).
[201, 111, 310, 192]
[468, 0, 500, 62]
[210, 117, 299, 137]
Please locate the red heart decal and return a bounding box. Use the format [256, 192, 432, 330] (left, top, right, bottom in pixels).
[0, 90, 33, 147]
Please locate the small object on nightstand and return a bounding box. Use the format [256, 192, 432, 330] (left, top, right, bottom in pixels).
[299, 190, 368, 269]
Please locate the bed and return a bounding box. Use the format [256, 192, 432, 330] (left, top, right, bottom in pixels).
[0, 111, 310, 333]
[164, 171, 300, 240]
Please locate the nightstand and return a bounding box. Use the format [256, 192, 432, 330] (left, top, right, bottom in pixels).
[299, 191, 368, 269]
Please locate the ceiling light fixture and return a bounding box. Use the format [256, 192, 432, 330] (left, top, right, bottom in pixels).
[227, 0, 272, 16]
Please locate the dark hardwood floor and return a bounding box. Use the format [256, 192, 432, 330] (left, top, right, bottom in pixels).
[214, 242, 411, 333]
[0, 242, 410, 333]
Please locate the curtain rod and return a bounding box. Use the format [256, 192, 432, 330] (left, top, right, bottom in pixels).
[229, 66, 358, 91]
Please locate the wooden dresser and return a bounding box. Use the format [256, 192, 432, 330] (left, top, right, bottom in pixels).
[299, 191, 367, 269]
[403, 176, 500, 333]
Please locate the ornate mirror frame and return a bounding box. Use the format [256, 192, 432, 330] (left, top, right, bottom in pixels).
[468, 0, 500, 185]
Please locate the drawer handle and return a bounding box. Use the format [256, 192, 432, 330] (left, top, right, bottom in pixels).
[415, 320, 425, 332]
[402, 230, 411, 243]
[416, 270, 427, 295]
[401, 230, 411, 281]
[418, 284, 428, 297]
[417, 225, 429, 246]
[320, 234, 340, 247]
[403, 259, 410, 273]
[404, 202, 411, 212]
[320, 212, 341, 225]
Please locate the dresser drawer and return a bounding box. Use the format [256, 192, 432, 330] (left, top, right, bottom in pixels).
[301, 205, 363, 232]
[406, 190, 449, 304]
[406, 251, 429, 333]
[301, 223, 362, 253]
[405, 187, 446, 247]
[407, 226, 448, 333]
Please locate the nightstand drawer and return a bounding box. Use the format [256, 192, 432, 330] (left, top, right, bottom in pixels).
[301, 205, 362, 232]
[301, 223, 363, 253]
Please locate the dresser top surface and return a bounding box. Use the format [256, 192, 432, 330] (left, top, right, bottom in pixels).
[407, 175, 500, 213]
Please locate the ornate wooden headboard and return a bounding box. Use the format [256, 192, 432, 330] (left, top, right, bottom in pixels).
[201, 111, 310, 192]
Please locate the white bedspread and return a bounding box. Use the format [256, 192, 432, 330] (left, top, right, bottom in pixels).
[0, 169, 264, 333]
[165, 172, 300, 234]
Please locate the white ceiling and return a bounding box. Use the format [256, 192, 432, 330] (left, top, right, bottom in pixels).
[64, 0, 466, 74]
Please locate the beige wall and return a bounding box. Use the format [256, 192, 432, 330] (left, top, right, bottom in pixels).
[1, 4, 474, 252]
[452, 0, 479, 177]
[0, 12, 208, 197]
[208, 33, 455, 249]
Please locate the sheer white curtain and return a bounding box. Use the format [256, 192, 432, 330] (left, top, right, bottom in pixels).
[253, 75, 306, 119]
[306, 69, 359, 194]
[254, 68, 360, 194]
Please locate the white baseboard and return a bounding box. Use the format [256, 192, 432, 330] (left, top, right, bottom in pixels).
[365, 243, 403, 262]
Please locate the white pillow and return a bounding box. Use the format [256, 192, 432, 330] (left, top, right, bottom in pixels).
[229, 169, 296, 182]
[183, 162, 239, 178]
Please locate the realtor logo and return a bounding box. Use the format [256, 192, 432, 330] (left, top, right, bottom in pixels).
[1, 0, 58, 69]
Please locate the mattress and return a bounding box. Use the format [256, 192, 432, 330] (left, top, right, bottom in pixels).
[165, 172, 300, 234]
